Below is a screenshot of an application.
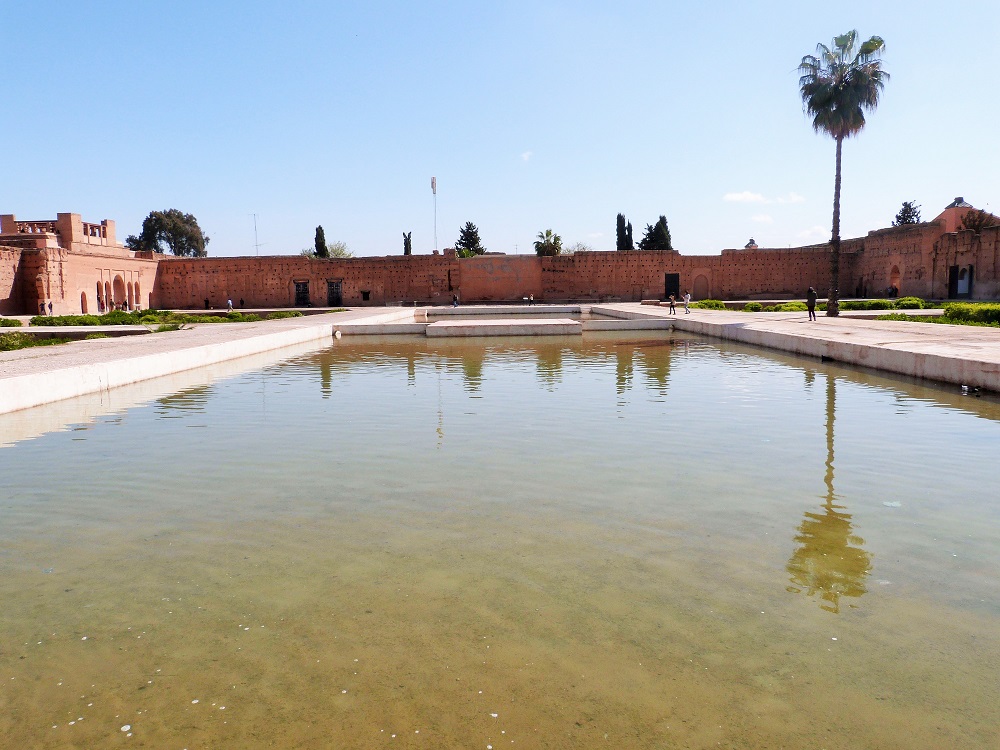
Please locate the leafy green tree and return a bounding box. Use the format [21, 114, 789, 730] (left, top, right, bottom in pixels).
[126, 209, 210, 256]
[799, 30, 889, 316]
[892, 201, 921, 226]
[637, 215, 673, 251]
[616, 213, 634, 252]
[301, 240, 352, 258]
[534, 229, 562, 257]
[314, 226, 328, 258]
[455, 222, 486, 258]
[960, 208, 1000, 234]
[403, 231, 412, 255]
[327, 240, 352, 258]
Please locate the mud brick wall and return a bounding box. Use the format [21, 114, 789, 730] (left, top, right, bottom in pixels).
[154, 254, 460, 308]
[931, 226, 1000, 299]
[458, 255, 542, 301]
[853, 223, 939, 298]
[0, 245, 25, 315]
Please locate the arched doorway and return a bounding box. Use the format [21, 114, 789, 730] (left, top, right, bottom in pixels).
[127, 282, 135, 310]
[889, 265, 901, 295]
[693, 274, 710, 300]
[81, 292, 88, 314]
[96, 282, 103, 312]
[104, 281, 112, 309]
[113, 276, 127, 309]
[133, 282, 141, 309]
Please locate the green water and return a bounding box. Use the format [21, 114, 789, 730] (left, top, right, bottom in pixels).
[1, 332, 998, 749]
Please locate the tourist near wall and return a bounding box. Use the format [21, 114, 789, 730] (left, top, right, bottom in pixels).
[0, 201, 992, 314]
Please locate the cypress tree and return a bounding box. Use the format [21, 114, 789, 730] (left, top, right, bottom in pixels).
[314, 226, 328, 258]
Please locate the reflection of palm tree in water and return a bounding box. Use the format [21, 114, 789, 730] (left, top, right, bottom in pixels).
[786, 374, 872, 613]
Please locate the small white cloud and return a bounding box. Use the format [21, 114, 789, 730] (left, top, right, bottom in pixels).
[521, 151, 533, 162]
[778, 192, 806, 204]
[752, 214, 774, 224]
[797, 225, 827, 240]
[724, 191, 766, 203]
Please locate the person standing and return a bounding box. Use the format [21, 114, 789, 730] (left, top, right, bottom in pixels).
[668, 294, 676, 315]
[683, 290, 691, 314]
[806, 287, 818, 321]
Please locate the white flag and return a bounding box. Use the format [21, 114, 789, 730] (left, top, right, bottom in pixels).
[431, 177, 436, 195]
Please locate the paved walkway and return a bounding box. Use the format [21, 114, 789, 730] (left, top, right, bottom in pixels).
[2, 304, 999, 415]
[596, 303, 1000, 392]
[0, 308, 403, 414]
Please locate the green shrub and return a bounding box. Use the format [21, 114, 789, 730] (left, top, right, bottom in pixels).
[0, 318, 22, 327]
[31, 314, 103, 326]
[692, 299, 726, 310]
[742, 302, 763, 312]
[761, 305, 778, 312]
[944, 302, 1000, 324]
[155, 323, 182, 332]
[839, 299, 895, 311]
[266, 310, 305, 320]
[775, 301, 808, 312]
[894, 296, 925, 309]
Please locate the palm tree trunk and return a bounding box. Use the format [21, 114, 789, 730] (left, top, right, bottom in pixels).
[827, 136, 843, 316]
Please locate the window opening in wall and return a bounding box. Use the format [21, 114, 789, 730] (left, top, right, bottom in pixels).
[361, 290, 371, 302]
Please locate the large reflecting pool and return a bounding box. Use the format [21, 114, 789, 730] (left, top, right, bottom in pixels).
[1, 332, 998, 749]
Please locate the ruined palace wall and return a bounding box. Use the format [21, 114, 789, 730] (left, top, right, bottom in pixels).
[458, 255, 542, 301]
[155, 247, 865, 308]
[154, 254, 460, 308]
[932, 226, 1000, 299]
[0, 245, 25, 315]
[852, 222, 940, 298]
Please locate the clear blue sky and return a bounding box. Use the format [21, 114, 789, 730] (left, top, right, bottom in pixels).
[3, 1, 997, 257]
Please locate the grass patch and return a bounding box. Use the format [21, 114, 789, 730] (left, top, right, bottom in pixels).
[876, 313, 999, 327]
[0, 332, 72, 351]
[1, 318, 23, 327]
[742, 302, 763, 312]
[692, 299, 726, 310]
[265, 310, 304, 320]
[84, 332, 110, 340]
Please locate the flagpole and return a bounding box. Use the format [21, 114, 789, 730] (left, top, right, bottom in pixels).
[431, 176, 437, 253]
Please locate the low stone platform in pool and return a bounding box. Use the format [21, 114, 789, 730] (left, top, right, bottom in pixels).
[426, 318, 582, 337]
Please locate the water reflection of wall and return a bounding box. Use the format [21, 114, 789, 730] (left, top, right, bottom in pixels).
[786, 374, 872, 613]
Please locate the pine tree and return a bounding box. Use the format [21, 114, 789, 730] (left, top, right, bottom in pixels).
[455, 222, 486, 258]
[637, 216, 673, 251]
[892, 201, 921, 226]
[314, 226, 328, 258]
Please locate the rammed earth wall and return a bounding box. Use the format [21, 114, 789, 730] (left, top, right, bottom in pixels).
[0, 245, 24, 315]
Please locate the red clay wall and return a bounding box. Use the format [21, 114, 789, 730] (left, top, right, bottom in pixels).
[0, 245, 25, 315]
[932, 226, 1000, 299]
[153, 247, 863, 307]
[154, 254, 460, 309]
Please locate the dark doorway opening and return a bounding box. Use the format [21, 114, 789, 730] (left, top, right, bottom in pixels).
[327, 280, 343, 307]
[664, 273, 680, 300]
[294, 281, 310, 306]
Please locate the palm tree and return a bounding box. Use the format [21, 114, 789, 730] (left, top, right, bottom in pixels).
[533, 229, 562, 257]
[799, 31, 889, 316]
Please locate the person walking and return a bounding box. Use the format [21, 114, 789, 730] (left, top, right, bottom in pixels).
[668, 294, 676, 315]
[806, 287, 818, 321]
[683, 290, 691, 314]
